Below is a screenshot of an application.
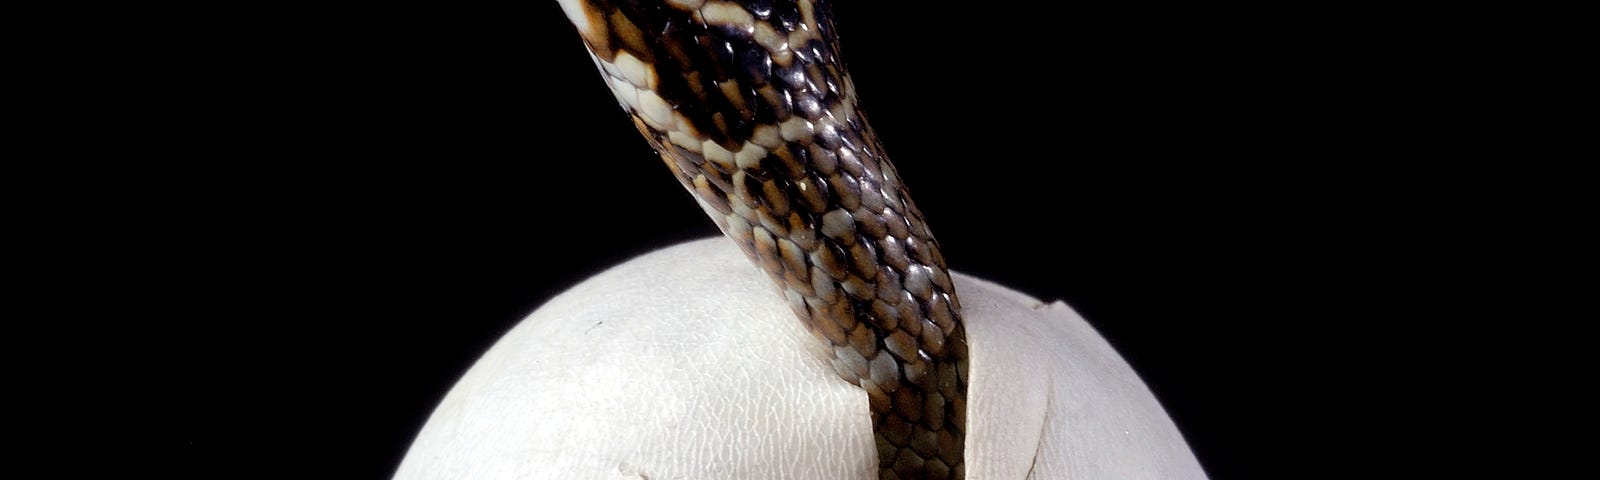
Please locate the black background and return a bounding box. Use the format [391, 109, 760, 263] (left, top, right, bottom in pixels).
[127, 2, 1518, 478]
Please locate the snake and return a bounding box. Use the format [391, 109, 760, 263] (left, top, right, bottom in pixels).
[556, 1, 969, 478]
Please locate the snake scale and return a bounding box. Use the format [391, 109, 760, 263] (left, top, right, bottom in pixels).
[557, 1, 969, 477]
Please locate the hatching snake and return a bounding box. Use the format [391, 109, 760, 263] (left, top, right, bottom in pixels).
[556, 1, 969, 478]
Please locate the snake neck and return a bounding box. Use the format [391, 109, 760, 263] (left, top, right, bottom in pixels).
[558, 1, 968, 478]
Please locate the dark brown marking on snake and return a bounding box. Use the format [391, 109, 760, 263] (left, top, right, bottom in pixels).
[809, 266, 838, 303]
[897, 296, 922, 336]
[911, 428, 940, 458]
[884, 208, 911, 239]
[923, 392, 947, 433]
[768, 144, 806, 178]
[812, 239, 847, 280]
[929, 295, 956, 336]
[760, 178, 790, 217]
[607, 10, 651, 63]
[836, 145, 866, 177]
[807, 143, 839, 175]
[893, 449, 926, 478]
[860, 178, 887, 212]
[875, 267, 902, 304]
[777, 237, 806, 276]
[883, 330, 917, 363]
[756, 205, 787, 237]
[894, 388, 924, 423]
[786, 212, 817, 250]
[857, 206, 889, 239]
[838, 275, 871, 299]
[758, 85, 792, 120]
[731, 170, 759, 206]
[847, 321, 876, 355]
[847, 239, 878, 279]
[784, 269, 814, 297]
[865, 380, 891, 412]
[794, 173, 829, 214]
[903, 355, 930, 386]
[829, 171, 863, 211]
[870, 299, 899, 330]
[881, 413, 913, 446]
[693, 176, 731, 216]
[812, 301, 848, 345]
[920, 318, 947, 358]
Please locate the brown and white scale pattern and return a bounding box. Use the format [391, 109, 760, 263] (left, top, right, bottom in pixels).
[556, 1, 968, 478]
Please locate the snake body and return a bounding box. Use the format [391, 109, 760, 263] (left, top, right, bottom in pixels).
[557, 1, 968, 478]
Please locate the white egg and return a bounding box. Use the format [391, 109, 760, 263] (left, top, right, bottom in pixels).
[394, 237, 1206, 479]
